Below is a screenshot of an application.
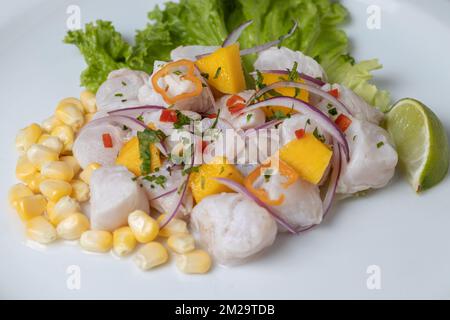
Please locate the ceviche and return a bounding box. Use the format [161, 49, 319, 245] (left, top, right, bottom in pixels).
[9, 0, 449, 274]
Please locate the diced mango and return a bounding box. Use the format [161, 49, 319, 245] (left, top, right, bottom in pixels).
[190, 157, 244, 204]
[195, 43, 246, 94]
[261, 73, 309, 118]
[116, 137, 161, 176]
[278, 133, 332, 184]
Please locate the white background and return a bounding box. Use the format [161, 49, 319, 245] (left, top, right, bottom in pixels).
[0, 0, 449, 299]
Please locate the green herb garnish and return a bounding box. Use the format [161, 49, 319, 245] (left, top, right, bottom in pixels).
[114, 92, 123, 97]
[143, 174, 168, 189]
[313, 127, 326, 143]
[173, 110, 192, 129]
[287, 62, 299, 82]
[328, 108, 338, 116]
[213, 67, 222, 79]
[137, 128, 166, 175]
[377, 141, 384, 149]
[200, 72, 210, 80]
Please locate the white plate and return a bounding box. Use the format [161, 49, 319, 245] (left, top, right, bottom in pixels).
[1, 0, 449, 300]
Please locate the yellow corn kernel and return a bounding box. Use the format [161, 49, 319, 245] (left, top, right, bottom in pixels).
[25, 173, 46, 193]
[80, 230, 113, 253]
[70, 180, 90, 202]
[113, 227, 137, 257]
[128, 210, 159, 243]
[167, 234, 195, 254]
[26, 216, 57, 244]
[27, 144, 59, 169]
[176, 250, 212, 274]
[38, 135, 63, 154]
[49, 196, 81, 225]
[134, 242, 169, 270]
[39, 179, 73, 202]
[41, 161, 74, 182]
[51, 125, 74, 154]
[16, 123, 42, 153]
[61, 156, 81, 176]
[16, 195, 47, 221]
[157, 215, 188, 238]
[16, 155, 38, 182]
[80, 90, 97, 113]
[42, 116, 63, 133]
[56, 213, 90, 240]
[85, 113, 95, 123]
[8, 183, 34, 209]
[57, 97, 85, 113]
[46, 201, 56, 219]
[56, 103, 85, 132]
[79, 163, 102, 184]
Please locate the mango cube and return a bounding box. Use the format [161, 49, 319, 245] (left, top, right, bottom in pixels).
[116, 137, 161, 176]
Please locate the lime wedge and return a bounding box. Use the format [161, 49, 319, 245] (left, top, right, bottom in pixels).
[386, 98, 449, 192]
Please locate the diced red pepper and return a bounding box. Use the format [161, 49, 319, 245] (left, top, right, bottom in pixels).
[160, 109, 178, 123]
[226, 95, 245, 108]
[102, 133, 113, 148]
[206, 113, 218, 119]
[335, 114, 352, 132]
[228, 103, 246, 114]
[328, 88, 340, 99]
[295, 129, 305, 139]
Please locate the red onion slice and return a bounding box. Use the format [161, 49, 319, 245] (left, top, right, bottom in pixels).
[215, 177, 298, 234]
[81, 114, 147, 133]
[240, 21, 298, 56]
[322, 141, 342, 216]
[108, 105, 166, 117]
[222, 20, 253, 47]
[150, 188, 178, 201]
[236, 96, 350, 160]
[249, 81, 352, 115]
[250, 70, 325, 87]
[247, 119, 283, 133]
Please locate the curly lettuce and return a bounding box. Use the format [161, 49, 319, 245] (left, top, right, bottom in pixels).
[64, 0, 391, 111]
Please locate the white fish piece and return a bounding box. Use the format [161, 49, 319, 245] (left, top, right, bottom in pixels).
[190, 193, 277, 266]
[170, 45, 220, 61]
[320, 84, 384, 125]
[140, 166, 193, 218]
[216, 91, 266, 130]
[258, 174, 323, 232]
[73, 122, 126, 169]
[90, 166, 149, 231]
[337, 118, 398, 194]
[279, 114, 328, 146]
[96, 69, 149, 111]
[243, 128, 281, 165]
[143, 109, 201, 136]
[254, 46, 326, 80]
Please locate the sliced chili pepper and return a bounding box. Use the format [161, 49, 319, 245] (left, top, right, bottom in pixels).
[328, 88, 340, 99]
[244, 158, 299, 206]
[295, 129, 305, 139]
[228, 103, 246, 114]
[335, 114, 352, 132]
[226, 94, 246, 108]
[206, 113, 218, 119]
[102, 133, 113, 148]
[160, 109, 178, 123]
[151, 59, 203, 105]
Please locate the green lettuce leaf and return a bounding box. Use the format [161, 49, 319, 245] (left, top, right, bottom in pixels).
[64, 20, 132, 92]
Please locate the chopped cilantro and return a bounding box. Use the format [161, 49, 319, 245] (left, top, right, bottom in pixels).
[211, 109, 221, 129]
[377, 141, 385, 148]
[200, 72, 210, 80]
[255, 70, 266, 90]
[121, 81, 127, 86]
[328, 108, 338, 116]
[114, 92, 123, 97]
[143, 174, 167, 189]
[137, 128, 166, 176]
[173, 111, 192, 129]
[182, 165, 200, 176]
[313, 127, 326, 143]
[246, 114, 253, 123]
[136, 115, 144, 122]
[173, 70, 183, 76]
[213, 67, 222, 79]
[287, 62, 299, 82]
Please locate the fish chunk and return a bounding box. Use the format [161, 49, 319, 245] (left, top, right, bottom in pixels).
[90, 166, 149, 231]
[191, 193, 277, 266]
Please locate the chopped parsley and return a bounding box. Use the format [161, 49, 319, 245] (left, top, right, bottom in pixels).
[121, 81, 127, 86]
[255, 70, 266, 90]
[313, 127, 326, 143]
[137, 129, 166, 176]
[377, 141, 385, 149]
[287, 62, 299, 82]
[182, 165, 200, 176]
[114, 92, 123, 97]
[136, 115, 144, 122]
[328, 108, 338, 116]
[213, 67, 222, 79]
[200, 72, 210, 80]
[269, 109, 291, 121]
[142, 174, 167, 189]
[173, 111, 192, 129]
[246, 114, 253, 123]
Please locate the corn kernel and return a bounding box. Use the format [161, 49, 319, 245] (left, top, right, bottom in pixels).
[70, 180, 90, 202]
[51, 125, 74, 154]
[134, 242, 169, 270]
[85, 113, 95, 123]
[27, 144, 59, 169]
[80, 90, 97, 113]
[176, 250, 212, 274]
[46, 201, 56, 219]
[56, 103, 85, 132]
[167, 234, 195, 254]
[41, 161, 74, 182]
[49, 196, 80, 225]
[42, 116, 63, 133]
[80, 230, 113, 253]
[16, 155, 38, 182]
[39, 179, 72, 202]
[79, 163, 101, 184]
[128, 210, 159, 243]
[57, 97, 85, 113]
[26, 216, 57, 244]
[157, 215, 188, 237]
[16, 195, 47, 221]
[56, 213, 90, 240]
[8, 183, 34, 209]
[16, 123, 42, 153]
[25, 173, 46, 193]
[38, 135, 63, 154]
[61, 156, 81, 176]
[113, 227, 137, 257]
